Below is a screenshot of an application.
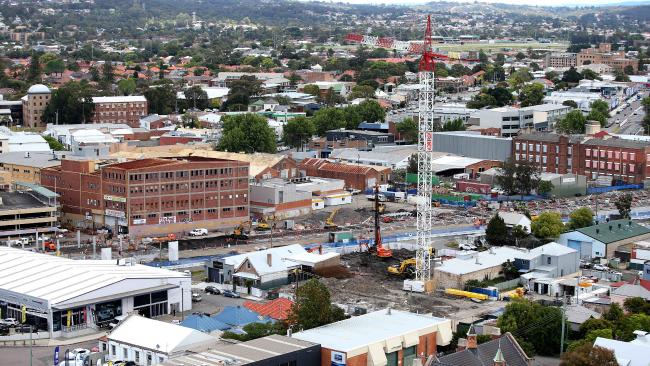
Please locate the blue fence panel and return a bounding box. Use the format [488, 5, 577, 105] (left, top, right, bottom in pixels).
[468, 287, 499, 298]
[587, 184, 643, 194]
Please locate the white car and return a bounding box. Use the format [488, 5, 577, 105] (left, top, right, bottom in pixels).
[593, 264, 609, 271]
[189, 228, 208, 236]
[0, 318, 18, 327]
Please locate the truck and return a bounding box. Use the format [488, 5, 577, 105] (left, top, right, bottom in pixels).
[189, 228, 208, 236]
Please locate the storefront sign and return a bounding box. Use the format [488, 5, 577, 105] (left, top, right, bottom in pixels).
[331, 351, 346, 366]
[159, 216, 176, 225]
[132, 219, 147, 225]
[105, 209, 126, 218]
[103, 195, 127, 203]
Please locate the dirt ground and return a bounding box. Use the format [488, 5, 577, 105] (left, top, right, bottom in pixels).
[317, 249, 462, 317]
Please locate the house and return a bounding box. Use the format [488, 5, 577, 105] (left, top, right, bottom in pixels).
[516, 242, 580, 296]
[213, 305, 273, 328]
[496, 212, 532, 233]
[611, 284, 650, 307]
[432, 331, 531, 366]
[179, 314, 229, 335]
[298, 158, 391, 191]
[249, 178, 314, 219]
[594, 331, 650, 366]
[435, 247, 523, 289]
[292, 308, 453, 366]
[558, 219, 650, 260]
[243, 298, 294, 321]
[565, 304, 601, 331]
[106, 315, 218, 365]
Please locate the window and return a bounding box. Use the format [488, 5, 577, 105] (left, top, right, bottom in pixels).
[123, 348, 128, 359]
[547, 257, 551, 265]
[543, 145, 548, 153]
[515, 143, 520, 151]
[586, 160, 591, 168]
[111, 345, 116, 356]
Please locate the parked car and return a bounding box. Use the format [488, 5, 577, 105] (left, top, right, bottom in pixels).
[189, 228, 208, 237]
[222, 290, 240, 298]
[192, 293, 202, 302]
[579, 260, 592, 269]
[593, 264, 609, 271]
[0, 318, 18, 327]
[15, 324, 37, 333]
[205, 286, 220, 295]
[0, 325, 9, 336]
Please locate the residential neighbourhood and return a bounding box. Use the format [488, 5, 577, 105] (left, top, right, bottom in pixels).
[2, 1, 650, 366]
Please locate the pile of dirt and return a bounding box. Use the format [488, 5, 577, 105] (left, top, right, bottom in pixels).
[314, 265, 353, 279]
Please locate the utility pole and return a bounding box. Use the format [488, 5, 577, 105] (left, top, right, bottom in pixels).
[560, 294, 567, 355]
[29, 325, 33, 366]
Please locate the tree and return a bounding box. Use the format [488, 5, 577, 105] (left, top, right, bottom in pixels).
[41, 81, 95, 125]
[221, 76, 263, 111]
[117, 78, 136, 96]
[282, 117, 316, 150]
[614, 70, 630, 82]
[515, 52, 526, 60]
[537, 180, 554, 196]
[102, 60, 114, 85]
[615, 313, 650, 341]
[221, 321, 284, 342]
[288, 73, 302, 87]
[581, 69, 600, 80]
[193, 67, 205, 76]
[556, 110, 587, 134]
[467, 86, 513, 109]
[396, 117, 418, 143]
[303, 84, 320, 97]
[43, 135, 66, 151]
[560, 344, 618, 366]
[486, 214, 508, 246]
[441, 118, 466, 131]
[580, 318, 613, 338]
[624, 297, 650, 315]
[217, 114, 277, 154]
[348, 85, 376, 100]
[532, 212, 565, 239]
[590, 100, 610, 117]
[287, 279, 346, 330]
[27, 52, 41, 82]
[615, 193, 633, 219]
[181, 113, 199, 128]
[568, 207, 594, 230]
[357, 100, 385, 123]
[312, 107, 346, 136]
[624, 65, 635, 75]
[508, 68, 533, 91]
[603, 303, 624, 323]
[497, 298, 563, 356]
[562, 67, 583, 83]
[563, 100, 578, 109]
[144, 80, 177, 115]
[407, 154, 417, 174]
[496, 157, 518, 196]
[44, 58, 65, 75]
[321, 88, 345, 106]
[184, 85, 209, 110]
[519, 83, 545, 107]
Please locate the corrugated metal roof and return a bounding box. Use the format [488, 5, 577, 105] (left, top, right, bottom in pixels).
[576, 219, 650, 244]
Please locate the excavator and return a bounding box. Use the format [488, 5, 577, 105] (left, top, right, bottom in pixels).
[324, 208, 340, 230]
[372, 185, 392, 259]
[387, 258, 416, 278]
[232, 221, 250, 239]
[256, 217, 271, 231]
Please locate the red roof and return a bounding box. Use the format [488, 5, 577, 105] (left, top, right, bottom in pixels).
[593, 130, 610, 138]
[641, 279, 650, 291]
[243, 298, 294, 320]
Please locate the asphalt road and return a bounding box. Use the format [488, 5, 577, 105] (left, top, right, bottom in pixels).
[0, 340, 97, 366]
[606, 91, 648, 135]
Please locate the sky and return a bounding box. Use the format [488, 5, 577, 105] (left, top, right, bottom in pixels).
[311, 0, 650, 5]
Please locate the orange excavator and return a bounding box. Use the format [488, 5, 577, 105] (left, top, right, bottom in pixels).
[373, 185, 392, 258]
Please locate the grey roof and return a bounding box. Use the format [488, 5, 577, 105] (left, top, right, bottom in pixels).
[612, 284, 650, 300]
[513, 133, 563, 143]
[0, 151, 61, 169]
[582, 137, 650, 149]
[433, 333, 530, 366]
[565, 304, 601, 324]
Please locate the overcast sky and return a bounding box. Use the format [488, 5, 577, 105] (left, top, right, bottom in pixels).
[312, 0, 649, 5]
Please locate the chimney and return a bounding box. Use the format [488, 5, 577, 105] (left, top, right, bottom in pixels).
[457, 338, 467, 352]
[266, 253, 272, 267]
[466, 325, 478, 350]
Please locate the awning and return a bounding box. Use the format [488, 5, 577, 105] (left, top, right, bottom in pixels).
[435, 320, 453, 346]
[402, 332, 419, 348]
[233, 272, 259, 280]
[385, 336, 402, 353]
[367, 344, 387, 366]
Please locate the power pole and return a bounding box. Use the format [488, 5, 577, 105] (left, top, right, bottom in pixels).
[560, 294, 567, 355]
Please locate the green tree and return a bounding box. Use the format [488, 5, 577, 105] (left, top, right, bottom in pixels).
[568, 207, 594, 230]
[624, 297, 650, 315]
[43, 135, 66, 151]
[27, 52, 41, 82]
[181, 113, 199, 128]
[303, 84, 320, 97]
[144, 80, 177, 115]
[531, 212, 565, 239]
[312, 107, 346, 136]
[615, 193, 633, 219]
[614, 70, 630, 82]
[537, 180, 554, 196]
[102, 60, 114, 85]
[287, 279, 346, 330]
[560, 344, 618, 366]
[585, 328, 613, 343]
[41, 81, 95, 125]
[590, 100, 610, 117]
[217, 114, 277, 154]
[615, 313, 650, 341]
[624, 65, 635, 75]
[221, 321, 284, 342]
[357, 100, 385, 123]
[497, 298, 563, 356]
[486, 214, 508, 246]
[563, 100, 578, 109]
[508, 68, 533, 91]
[117, 78, 136, 96]
[396, 117, 418, 143]
[581, 69, 600, 80]
[580, 317, 613, 338]
[184, 85, 209, 110]
[348, 85, 376, 100]
[556, 110, 587, 134]
[441, 118, 466, 131]
[44, 59, 65, 75]
[221, 76, 263, 111]
[603, 303, 624, 323]
[519, 83, 545, 107]
[320, 88, 345, 107]
[562, 67, 583, 83]
[496, 157, 518, 196]
[282, 117, 315, 150]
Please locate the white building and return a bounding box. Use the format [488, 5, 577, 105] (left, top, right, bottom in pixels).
[106, 315, 217, 365]
[0, 127, 50, 154]
[473, 107, 535, 137]
[497, 212, 532, 233]
[433, 104, 475, 123]
[594, 331, 650, 366]
[544, 91, 604, 112]
[0, 247, 191, 338]
[45, 123, 132, 147]
[328, 145, 417, 170]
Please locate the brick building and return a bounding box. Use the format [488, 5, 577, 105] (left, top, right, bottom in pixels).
[544, 53, 577, 68]
[41, 156, 249, 237]
[513, 133, 650, 184]
[577, 43, 638, 73]
[91, 96, 148, 128]
[298, 158, 391, 190]
[293, 309, 452, 366]
[21, 84, 51, 128]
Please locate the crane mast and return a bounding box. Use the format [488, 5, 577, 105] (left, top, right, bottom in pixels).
[404, 15, 436, 293]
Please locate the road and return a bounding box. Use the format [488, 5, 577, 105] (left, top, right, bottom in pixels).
[606, 91, 648, 135]
[0, 340, 96, 366]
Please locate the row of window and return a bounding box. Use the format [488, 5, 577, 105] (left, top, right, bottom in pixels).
[128, 167, 247, 181]
[515, 142, 569, 155]
[129, 180, 246, 193]
[585, 160, 636, 173]
[136, 207, 246, 219]
[585, 149, 636, 161]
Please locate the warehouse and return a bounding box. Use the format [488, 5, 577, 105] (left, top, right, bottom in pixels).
[292, 308, 452, 366]
[429, 131, 512, 161]
[0, 247, 191, 338]
[558, 219, 650, 260]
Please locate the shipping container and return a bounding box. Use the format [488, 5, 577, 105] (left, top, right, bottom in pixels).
[455, 181, 492, 195]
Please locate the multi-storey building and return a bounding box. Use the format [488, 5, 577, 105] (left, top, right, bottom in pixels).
[91, 96, 148, 127]
[513, 133, 650, 184]
[577, 43, 639, 73]
[544, 53, 577, 68]
[41, 156, 250, 237]
[21, 84, 51, 128]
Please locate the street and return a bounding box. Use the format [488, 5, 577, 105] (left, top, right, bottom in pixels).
[606, 90, 648, 135]
[0, 340, 96, 366]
